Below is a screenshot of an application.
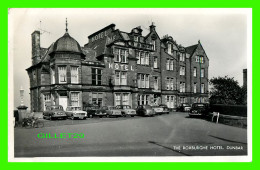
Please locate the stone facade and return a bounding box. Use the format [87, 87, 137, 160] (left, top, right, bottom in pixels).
[26, 23, 209, 112]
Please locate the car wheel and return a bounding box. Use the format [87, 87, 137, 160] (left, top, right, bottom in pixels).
[49, 116, 52, 120]
[89, 114, 93, 118]
[131, 115, 134, 117]
[71, 116, 75, 120]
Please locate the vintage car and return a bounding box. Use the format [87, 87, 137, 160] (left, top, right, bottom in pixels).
[43, 105, 67, 120]
[136, 105, 155, 117]
[159, 104, 170, 114]
[65, 106, 88, 120]
[189, 103, 210, 117]
[151, 105, 164, 115]
[97, 106, 122, 118]
[177, 103, 191, 112]
[115, 105, 137, 117]
[83, 104, 99, 118]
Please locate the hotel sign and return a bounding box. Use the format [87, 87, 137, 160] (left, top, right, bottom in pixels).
[108, 63, 134, 71]
[91, 31, 108, 42]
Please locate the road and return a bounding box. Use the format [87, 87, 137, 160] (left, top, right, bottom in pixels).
[14, 112, 247, 157]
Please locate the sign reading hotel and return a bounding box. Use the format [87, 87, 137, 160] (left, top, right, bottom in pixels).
[108, 63, 134, 71]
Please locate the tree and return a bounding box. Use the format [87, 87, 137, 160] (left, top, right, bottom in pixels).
[209, 76, 246, 105]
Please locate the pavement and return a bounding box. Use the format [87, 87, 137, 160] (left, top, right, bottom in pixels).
[14, 112, 247, 157]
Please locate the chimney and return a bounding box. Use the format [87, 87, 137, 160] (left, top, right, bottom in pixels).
[149, 22, 156, 32]
[31, 30, 41, 65]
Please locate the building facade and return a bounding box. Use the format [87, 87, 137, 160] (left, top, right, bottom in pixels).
[26, 23, 209, 112]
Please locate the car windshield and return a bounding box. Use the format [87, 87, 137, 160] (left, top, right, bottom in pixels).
[123, 105, 131, 109]
[51, 106, 63, 110]
[144, 105, 152, 109]
[70, 107, 81, 111]
[108, 106, 116, 110]
[193, 104, 205, 108]
[102, 106, 108, 110]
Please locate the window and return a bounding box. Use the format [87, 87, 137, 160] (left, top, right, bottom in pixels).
[122, 93, 129, 105]
[71, 66, 79, 84]
[152, 40, 156, 50]
[180, 66, 185, 76]
[134, 36, 139, 42]
[138, 94, 150, 105]
[92, 93, 103, 106]
[166, 78, 174, 90]
[154, 77, 159, 90]
[180, 97, 186, 104]
[145, 75, 149, 88]
[71, 92, 79, 106]
[137, 51, 141, 64]
[141, 52, 145, 64]
[201, 83, 205, 93]
[115, 71, 127, 85]
[115, 93, 121, 106]
[201, 68, 205, 78]
[196, 55, 204, 63]
[115, 93, 130, 106]
[145, 52, 149, 65]
[51, 68, 55, 84]
[166, 59, 170, 70]
[194, 83, 197, 93]
[180, 82, 185, 93]
[114, 48, 128, 63]
[137, 74, 150, 88]
[58, 66, 67, 83]
[153, 57, 158, 68]
[193, 67, 197, 77]
[180, 53, 185, 61]
[167, 43, 172, 54]
[92, 68, 102, 85]
[170, 60, 174, 70]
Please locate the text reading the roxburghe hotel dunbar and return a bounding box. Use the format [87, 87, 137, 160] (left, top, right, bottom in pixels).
[37, 133, 85, 139]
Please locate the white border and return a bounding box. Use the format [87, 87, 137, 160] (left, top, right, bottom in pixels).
[8, 8, 252, 162]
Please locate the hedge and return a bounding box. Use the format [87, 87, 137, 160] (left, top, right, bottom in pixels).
[209, 104, 247, 117]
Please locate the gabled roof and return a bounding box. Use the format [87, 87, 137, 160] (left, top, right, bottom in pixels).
[185, 44, 198, 55]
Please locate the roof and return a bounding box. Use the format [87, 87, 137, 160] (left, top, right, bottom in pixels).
[185, 44, 198, 55]
[52, 33, 83, 54]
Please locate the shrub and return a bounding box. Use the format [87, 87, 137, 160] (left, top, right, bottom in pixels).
[210, 104, 247, 117]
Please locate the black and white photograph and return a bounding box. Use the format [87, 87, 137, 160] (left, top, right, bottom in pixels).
[8, 8, 252, 162]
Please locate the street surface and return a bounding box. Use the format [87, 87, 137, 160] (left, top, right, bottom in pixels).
[14, 112, 247, 157]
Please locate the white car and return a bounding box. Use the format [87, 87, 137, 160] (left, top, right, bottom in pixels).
[115, 105, 137, 117]
[65, 106, 88, 120]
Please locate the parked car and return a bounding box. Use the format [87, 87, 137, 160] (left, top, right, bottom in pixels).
[189, 103, 210, 117]
[96, 106, 110, 118]
[83, 104, 99, 118]
[136, 105, 155, 117]
[151, 105, 164, 115]
[65, 106, 88, 120]
[115, 105, 137, 117]
[159, 104, 170, 114]
[97, 106, 122, 118]
[43, 105, 67, 120]
[177, 103, 191, 112]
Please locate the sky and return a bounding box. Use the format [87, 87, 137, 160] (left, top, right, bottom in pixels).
[9, 8, 250, 109]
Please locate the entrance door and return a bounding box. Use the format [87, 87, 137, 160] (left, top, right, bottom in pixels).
[59, 96, 68, 111]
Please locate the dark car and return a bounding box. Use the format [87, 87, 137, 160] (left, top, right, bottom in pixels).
[96, 106, 110, 118]
[189, 103, 210, 117]
[83, 104, 99, 118]
[159, 104, 170, 114]
[136, 105, 155, 117]
[177, 103, 191, 112]
[43, 105, 67, 120]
